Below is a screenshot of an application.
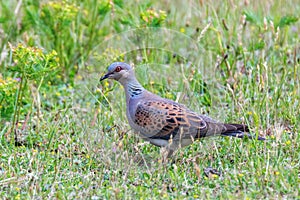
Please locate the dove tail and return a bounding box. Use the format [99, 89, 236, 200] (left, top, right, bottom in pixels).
[221, 123, 265, 140]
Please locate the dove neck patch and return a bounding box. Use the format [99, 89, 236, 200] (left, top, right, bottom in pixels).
[127, 82, 144, 97]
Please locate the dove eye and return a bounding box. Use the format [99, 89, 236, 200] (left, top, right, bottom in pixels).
[115, 66, 122, 72]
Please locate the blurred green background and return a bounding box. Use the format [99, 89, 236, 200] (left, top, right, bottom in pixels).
[0, 0, 299, 199]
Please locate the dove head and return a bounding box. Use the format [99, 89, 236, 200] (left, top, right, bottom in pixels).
[100, 62, 136, 85]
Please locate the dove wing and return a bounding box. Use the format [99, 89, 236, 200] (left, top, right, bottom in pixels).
[133, 100, 208, 141]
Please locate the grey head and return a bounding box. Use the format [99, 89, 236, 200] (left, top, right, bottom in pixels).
[100, 62, 145, 99]
[100, 62, 136, 85]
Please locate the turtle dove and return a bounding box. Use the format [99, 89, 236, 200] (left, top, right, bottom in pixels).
[100, 62, 265, 158]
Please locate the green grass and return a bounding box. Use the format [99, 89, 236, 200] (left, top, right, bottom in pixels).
[0, 0, 299, 199]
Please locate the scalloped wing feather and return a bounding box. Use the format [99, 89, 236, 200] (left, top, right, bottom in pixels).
[133, 100, 208, 141]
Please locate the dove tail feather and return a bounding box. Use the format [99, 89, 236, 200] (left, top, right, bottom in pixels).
[221, 123, 265, 140]
[223, 123, 249, 132]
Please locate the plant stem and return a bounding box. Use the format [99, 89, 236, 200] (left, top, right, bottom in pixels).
[11, 72, 24, 143]
[36, 76, 44, 133]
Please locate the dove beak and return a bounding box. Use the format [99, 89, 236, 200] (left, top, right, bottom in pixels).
[100, 72, 111, 81]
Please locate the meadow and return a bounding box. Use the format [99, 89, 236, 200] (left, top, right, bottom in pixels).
[0, 0, 299, 199]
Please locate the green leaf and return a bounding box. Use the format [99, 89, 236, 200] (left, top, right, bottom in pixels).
[277, 15, 299, 28]
[98, 2, 111, 15]
[248, 40, 265, 51]
[113, 0, 124, 8]
[243, 10, 261, 26]
[0, 17, 7, 23]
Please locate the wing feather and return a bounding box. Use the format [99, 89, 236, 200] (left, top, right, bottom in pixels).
[134, 100, 208, 140]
